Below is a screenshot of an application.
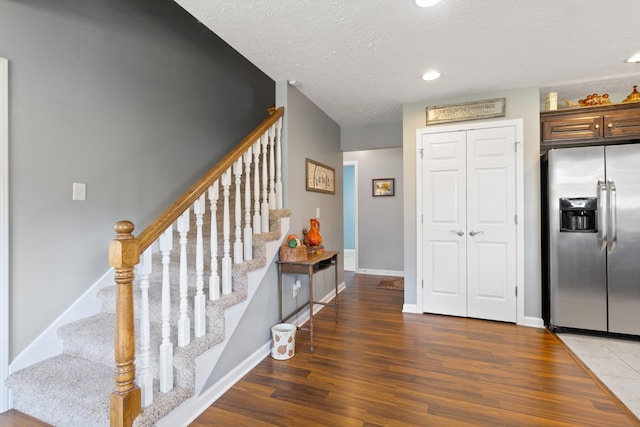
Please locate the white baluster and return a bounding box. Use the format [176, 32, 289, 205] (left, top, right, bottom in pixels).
[233, 158, 243, 264]
[177, 209, 190, 347]
[159, 226, 174, 393]
[221, 169, 233, 295]
[193, 194, 206, 338]
[275, 117, 283, 209]
[260, 132, 270, 233]
[208, 181, 220, 301]
[268, 125, 276, 210]
[252, 140, 262, 234]
[138, 247, 153, 407]
[243, 147, 253, 261]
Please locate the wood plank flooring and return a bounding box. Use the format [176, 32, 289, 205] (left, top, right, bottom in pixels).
[2, 272, 638, 426]
[192, 272, 640, 427]
[0, 409, 52, 426]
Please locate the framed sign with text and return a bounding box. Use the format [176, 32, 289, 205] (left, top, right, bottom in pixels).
[305, 158, 335, 194]
[426, 98, 506, 125]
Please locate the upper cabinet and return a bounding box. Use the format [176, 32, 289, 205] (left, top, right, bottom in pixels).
[541, 102, 640, 150]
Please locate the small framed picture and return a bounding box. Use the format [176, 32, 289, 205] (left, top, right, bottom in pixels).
[372, 178, 395, 197]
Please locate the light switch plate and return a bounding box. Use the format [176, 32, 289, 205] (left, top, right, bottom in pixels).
[72, 182, 86, 201]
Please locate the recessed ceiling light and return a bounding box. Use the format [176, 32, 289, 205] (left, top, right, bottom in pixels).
[627, 53, 640, 63]
[422, 70, 441, 81]
[416, 0, 442, 7]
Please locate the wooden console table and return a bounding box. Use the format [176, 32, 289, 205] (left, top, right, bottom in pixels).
[277, 250, 339, 352]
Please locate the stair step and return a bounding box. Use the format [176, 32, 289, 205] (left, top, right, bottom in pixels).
[7, 209, 291, 426]
[58, 310, 231, 389]
[58, 313, 117, 367]
[6, 354, 112, 427]
[97, 282, 246, 330]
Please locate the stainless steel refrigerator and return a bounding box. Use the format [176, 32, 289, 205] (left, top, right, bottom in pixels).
[547, 143, 640, 335]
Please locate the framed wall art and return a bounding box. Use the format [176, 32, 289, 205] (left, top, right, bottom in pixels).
[372, 178, 395, 197]
[306, 158, 335, 194]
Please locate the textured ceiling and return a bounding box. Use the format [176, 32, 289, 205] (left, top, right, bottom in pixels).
[175, 0, 640, 126]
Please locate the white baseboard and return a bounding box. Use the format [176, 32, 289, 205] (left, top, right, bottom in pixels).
[401, 306, 545, 328]
[524, 316, 545, 328]
[159, 281, 345, 427]
[402, 304, 419, 314]
[157, 341, 271, 427]
[356, 268, 403, 277]
[9, 268, 115, 374]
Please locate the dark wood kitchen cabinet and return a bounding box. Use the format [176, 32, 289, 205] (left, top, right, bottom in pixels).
[541, 102, 640, 150]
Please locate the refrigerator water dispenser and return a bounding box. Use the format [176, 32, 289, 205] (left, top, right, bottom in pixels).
[559, 197, 597, 232]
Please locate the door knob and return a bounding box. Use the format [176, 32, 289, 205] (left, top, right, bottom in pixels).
[450, 230, 464, 236]
[469, 230, 484, 236]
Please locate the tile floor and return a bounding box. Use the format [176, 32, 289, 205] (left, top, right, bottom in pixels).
[343, 249, 355, 271]
[557, 333, 640, 420]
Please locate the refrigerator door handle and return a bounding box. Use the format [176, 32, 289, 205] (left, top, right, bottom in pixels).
[597, 179, 607, 252]
[608, 180, 617, 253]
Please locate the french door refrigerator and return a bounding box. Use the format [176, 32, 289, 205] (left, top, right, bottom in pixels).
[548, 143, 640, 335]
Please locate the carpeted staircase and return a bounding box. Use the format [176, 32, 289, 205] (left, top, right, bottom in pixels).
[6, 205, 291, 426]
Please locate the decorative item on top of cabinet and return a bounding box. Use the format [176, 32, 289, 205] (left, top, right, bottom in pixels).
[564, 93, 611, 107]
[540, 101, 640, 150]
[623, 85, 640, 103]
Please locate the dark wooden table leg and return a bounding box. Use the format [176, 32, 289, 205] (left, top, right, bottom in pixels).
[277, 262, 283, 322]
[308, 264, 314, 353]
[334, 253, 339, 322]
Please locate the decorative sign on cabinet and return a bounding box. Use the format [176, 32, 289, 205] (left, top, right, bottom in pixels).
[540, 102, 640, 151]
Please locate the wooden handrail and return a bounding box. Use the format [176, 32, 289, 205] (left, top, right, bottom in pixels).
[110, 106, 284, 427]
[137, 106, 284, 252]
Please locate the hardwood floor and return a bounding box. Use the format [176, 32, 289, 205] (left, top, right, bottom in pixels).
[192, 272, 640, 427]
[0, 409, 51, 426]
[2, 272, 638, 426]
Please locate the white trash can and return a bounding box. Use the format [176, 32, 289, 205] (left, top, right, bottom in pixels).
[271, 323, 296, 360]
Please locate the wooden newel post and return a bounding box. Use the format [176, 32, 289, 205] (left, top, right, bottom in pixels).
[109, 220, 142, 427]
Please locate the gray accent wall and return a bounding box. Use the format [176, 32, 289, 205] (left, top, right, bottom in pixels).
[343, 148, 404, 273]
[278, 82, 344, 317]
[341, 120, 402, 151]
[0, 0, 274, 360]
[206, 81, 342, 385]
[402, 87, 541, 318]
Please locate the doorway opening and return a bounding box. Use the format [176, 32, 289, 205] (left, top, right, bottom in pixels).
[343, 161, 357, 271]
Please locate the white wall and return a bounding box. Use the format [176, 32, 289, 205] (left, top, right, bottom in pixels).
[0, 56, 9, 412]
[402, 87, 542, 318]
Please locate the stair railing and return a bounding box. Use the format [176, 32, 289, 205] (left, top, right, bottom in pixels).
[108, 107, 284, 427]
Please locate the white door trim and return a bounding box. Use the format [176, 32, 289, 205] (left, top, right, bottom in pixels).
[416, 118, 525, 326]
[343, 160, 358, 271]
[0, 57, 10, 412]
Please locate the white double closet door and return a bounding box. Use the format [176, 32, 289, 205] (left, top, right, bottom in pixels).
[419, 125, 517, 322]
